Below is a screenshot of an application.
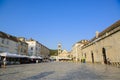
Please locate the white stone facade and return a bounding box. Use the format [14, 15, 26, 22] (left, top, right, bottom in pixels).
[0, 32, 18, 54]
[26, 39, 50, 58]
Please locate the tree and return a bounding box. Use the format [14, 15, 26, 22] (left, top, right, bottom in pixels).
[49, 49, 58, 56]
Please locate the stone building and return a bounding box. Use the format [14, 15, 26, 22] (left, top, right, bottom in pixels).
[81, 20, 120, 67]
[58, 49, 71, 61]
[0, 32, 28, 56]
[0, 31, 50, 59]
[26, 38, 40, 56]
[26, 38, 50, 59]
[17, 37, 28, 55]
[40, 44, 50, 59]
[0, 31, 18, 54]
[71, 40, 89, 61]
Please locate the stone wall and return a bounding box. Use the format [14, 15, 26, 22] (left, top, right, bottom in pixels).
[81, 21, 120, 67]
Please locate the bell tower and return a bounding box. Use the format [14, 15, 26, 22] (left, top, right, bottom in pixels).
[58, 43, 62, 55]
[57, 43, 62, 61]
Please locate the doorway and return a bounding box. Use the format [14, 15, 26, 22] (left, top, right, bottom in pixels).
[91, 51, 94, 63]
[102, 48, 107, 64]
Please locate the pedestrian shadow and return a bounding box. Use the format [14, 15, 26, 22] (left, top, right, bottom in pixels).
[22, 71, 55, 80]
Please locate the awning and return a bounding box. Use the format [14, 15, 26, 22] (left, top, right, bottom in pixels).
[0, 52, 29, 58]
[0, 52, 21, 58]
[59, 57, 72, 60]
[29, 56, 42, 59]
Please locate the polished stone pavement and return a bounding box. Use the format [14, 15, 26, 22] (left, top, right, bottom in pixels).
[0, 62, 120, 80]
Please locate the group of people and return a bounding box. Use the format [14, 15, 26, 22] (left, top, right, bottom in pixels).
[0, 56, 6, 68]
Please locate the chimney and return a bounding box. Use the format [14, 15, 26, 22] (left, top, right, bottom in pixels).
[96, 31, 99, 38]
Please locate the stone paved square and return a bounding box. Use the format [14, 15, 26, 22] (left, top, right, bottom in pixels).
[0, 62, 120, 80]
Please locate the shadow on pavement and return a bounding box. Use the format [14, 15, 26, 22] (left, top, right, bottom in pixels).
[22, 71, 55, 80]
[0, 71, 19, 76]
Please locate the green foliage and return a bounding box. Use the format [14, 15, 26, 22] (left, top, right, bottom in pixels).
[49, 49, 58, 56]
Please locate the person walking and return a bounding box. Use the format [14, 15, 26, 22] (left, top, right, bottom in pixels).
[3, 57, 6, 68]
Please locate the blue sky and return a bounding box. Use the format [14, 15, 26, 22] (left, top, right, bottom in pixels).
[0, 0, 120, 51]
